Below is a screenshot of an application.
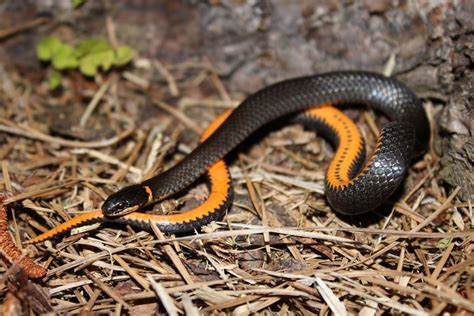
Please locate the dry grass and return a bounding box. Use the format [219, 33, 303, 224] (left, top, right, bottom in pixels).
[0, 57, 472, 316]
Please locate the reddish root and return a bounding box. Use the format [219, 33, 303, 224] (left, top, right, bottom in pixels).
[0, 194, 46, 279]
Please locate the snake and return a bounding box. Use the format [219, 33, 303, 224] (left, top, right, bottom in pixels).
[27, 71, 429, 243]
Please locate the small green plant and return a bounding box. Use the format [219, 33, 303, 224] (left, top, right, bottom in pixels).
[36, 36, 134, 89]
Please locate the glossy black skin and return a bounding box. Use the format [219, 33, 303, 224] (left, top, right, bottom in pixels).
[326, 121, 415, 214]
[102, 71, 430, 217]
[102, 184, 149, 216]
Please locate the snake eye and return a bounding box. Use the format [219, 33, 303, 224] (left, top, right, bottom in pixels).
[102, 184, 150, 216]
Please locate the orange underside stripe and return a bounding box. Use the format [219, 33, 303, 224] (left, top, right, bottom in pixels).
[304, 105, 364, 189]
[26, 210, 104, 244]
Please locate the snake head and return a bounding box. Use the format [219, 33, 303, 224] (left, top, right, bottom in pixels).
[102, 184, 152, 216]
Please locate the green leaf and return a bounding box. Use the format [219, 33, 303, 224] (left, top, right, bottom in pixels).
[89, 40, 112, 54]
[96, 50, 115, 71]
[114, 46, 133, 66]
[52, 54, 79, 70]
[51, 44, 78, 69]
[36, 37, 62, 61]
[75, 38, 112, 58]
[79, 55, 98, 76]
[79, 50, 115, 76]
[72, 0, 85, 8]
[75, 39, 96, 58]
[48, 71, 62, 90]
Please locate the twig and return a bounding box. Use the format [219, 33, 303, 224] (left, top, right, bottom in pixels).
[83, 270, 131, 310]
[154, 60, 179, 96]
[147, 274, 179, 316]
[153, 100, 202, 134]
[0, 118, 133, 148]
[150, 223, 195, 285]
[79, 79, 112, 127]
[0, 17, 49, 39]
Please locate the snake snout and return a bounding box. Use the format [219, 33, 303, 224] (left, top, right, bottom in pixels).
[102, 184, 149, 216]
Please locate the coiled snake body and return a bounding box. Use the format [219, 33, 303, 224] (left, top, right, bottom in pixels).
[28, 71, 429, 243]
